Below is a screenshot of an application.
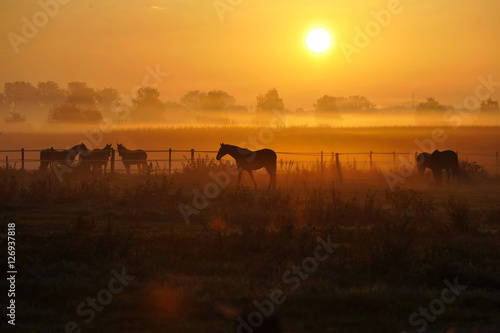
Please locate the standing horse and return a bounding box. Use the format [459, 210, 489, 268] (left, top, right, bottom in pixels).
[429, 150, 460, 185]
[81, 144, 112, 172]
[40, 143, 88, 169]
[216, 143, 277, 190]
[117, 143, 148, 174]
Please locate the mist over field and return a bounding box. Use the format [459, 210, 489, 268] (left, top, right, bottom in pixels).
[2, 1, 500, 333]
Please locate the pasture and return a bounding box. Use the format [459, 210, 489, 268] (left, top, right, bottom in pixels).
[1, 125, 500, 333]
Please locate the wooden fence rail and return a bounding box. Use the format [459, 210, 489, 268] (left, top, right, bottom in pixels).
[0, 149, 499, 177]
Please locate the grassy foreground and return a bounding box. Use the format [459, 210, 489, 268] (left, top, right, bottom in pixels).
[1, 164, 500, 333]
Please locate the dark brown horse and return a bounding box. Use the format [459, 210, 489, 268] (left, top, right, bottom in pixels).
[216, 143, 277, 190]
[80, 144, 112, 172]
[429, 150, 460, 184]
[117, 143, 148, 174]
[417, 150, 460, 184]
[40, 143, 88, 169]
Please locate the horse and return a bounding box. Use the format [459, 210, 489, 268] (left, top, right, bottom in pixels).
[216, 143, 277, 190]
[40, 143, 88, 169]
[428, 150, 460, 184]
[117, 143, 148, 174]
[416, 152, 432, 175]
[80, 144, 112, 173]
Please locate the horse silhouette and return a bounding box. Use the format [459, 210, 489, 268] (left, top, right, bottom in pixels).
[117, 143, 148, 174]
[418, 150, 460, 184]
[429, 150, 460, 184]
[216, 143, 277, 190]
[40, 143, 88, 169]
[416, 152, 432, 175]
[80, 144, 112, 172]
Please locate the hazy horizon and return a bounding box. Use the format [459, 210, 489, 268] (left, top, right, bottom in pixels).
[1, 0, 500, 110]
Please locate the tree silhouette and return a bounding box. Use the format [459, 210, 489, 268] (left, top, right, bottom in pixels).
[180, 90, 207, 110]
[314, 95, 338, 113]
[417, 97, 446, 112]
[4, 81, 39, 104]
[314, 95, 375, 114]
[131, 86, 165, 122]
[202, 90, 236, 110]
[257, 88, 284, 112]
[48, 82, 102, 123]
[480, 98, 499, 112]
[37, 81, 65, 106]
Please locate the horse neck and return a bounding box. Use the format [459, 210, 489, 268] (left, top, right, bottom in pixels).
[225, 146, 246, 162]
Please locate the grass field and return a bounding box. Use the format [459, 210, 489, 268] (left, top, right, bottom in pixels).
[1, 146, 500, 332]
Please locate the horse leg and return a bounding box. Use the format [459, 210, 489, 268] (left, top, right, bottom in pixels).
[237, 167, 243, 185]
[265, 164, 277, 190]
[446, 168, 451, 185]
[247, 170, 257, 189]
[124, 162, 130, 174]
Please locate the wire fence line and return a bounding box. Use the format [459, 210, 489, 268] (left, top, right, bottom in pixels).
[0, 148, 499, 176]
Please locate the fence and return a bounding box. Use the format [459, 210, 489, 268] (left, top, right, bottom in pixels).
[0, 148, 499, 176]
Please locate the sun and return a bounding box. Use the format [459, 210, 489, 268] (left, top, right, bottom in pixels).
[306, 29, 332, 53]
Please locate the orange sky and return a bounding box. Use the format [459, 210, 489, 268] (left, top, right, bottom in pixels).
[1, 0, 499, 109]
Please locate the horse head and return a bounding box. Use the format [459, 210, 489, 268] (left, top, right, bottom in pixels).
[216, 143, 227, 160]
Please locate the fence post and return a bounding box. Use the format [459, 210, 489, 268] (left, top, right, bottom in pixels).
[393, 151, 396, 168]
[191, 149, 195, 163]
[169, 148, 172, 175]
[6, 156, 8, 169]
[110, 148, 115, 173]
[320, 151, 324, 178]
[335, 153, 342, 182]
[369, 151, 373, 170]
[21, 148, 25, 171]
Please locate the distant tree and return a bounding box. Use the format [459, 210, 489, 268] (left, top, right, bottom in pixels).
[315, 95, 375, 114]
[480, 98, 499, 112]
[4, 81, 39, 104]
[4, 111, 26, 124]
[314, 95, 338, 113]
[48, 103, 102, 123]
[37, 81, 65, 105]
[341, 95, 376, 111]
[131, 86, 165, 122]
[256, 88, 285, 112]
[417, 97, 446, 112]
[180, 90, 207, 110]
[96, 88, 119, 107]
[202, 90, 236, 110]
[4, 81, 41, 121]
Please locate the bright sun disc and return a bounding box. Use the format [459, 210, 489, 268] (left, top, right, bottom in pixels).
[306, 29, 331, 53]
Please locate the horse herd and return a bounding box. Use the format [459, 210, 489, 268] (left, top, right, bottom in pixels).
[40, 143, 148, 174]
[39, 143, 460, 188]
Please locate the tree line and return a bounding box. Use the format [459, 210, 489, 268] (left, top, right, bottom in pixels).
[0, 81, 497, 124]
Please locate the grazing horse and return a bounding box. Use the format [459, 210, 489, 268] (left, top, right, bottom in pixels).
[40, 143, 88, 169]
[81, 144, 112, 172]
[428, 150, 460, 184]
[117, 143, 148, 174]
[216, 143, 277, 190]
[416, 152, 432, 175]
